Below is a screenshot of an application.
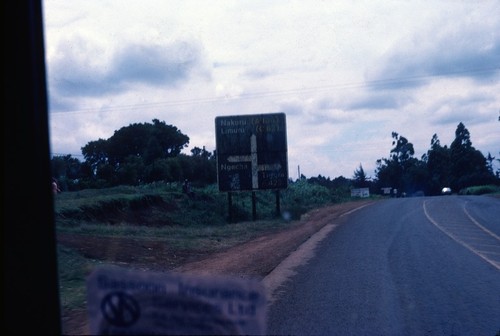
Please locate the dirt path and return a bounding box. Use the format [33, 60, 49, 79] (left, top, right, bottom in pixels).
[58, 200, 375, 335]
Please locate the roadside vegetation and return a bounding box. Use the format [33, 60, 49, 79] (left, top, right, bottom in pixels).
[55, 178, 361, 312]
[53, 119, 499, 316]
[52, 120, 499, 198]
[459, 184, 500, 195]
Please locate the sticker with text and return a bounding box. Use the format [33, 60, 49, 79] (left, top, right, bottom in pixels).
[87, 266, 267, 335]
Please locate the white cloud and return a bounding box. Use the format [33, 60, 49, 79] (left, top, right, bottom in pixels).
[366, 2, 500, 85]
[48, 36, 210, 102]
[43, 0, 500, 178]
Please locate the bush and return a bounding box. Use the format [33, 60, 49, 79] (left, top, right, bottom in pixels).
[55, 180, 355, 228]
[281, 179, 332, 220]
[459, 185, 500, 195]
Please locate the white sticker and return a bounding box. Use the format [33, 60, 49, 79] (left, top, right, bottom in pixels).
[86, 266, 267, 335]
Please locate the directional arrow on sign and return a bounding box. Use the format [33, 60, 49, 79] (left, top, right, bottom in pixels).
[227, 134, 282, 189]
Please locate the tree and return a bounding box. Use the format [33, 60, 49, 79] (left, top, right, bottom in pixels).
[106, 119, 189, 166]
[485, 152, 495, 175]
[375, 132, 423, 195]
[374, 124, 498, 196]
[81, 119, 190, 185]
[50, 154, 91, 191]
[81, 138, 109, 173]
[352, 164, 369, 188]
[143, 158, 171, 183]
[449, 122, 493, 191]
[116, 155, 145, 185]
[187, 146, 217, 185]
[496, 153, 500, 178]
[425, 134, 451, 195]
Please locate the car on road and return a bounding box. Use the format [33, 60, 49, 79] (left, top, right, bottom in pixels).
[441, 187, 452, 195]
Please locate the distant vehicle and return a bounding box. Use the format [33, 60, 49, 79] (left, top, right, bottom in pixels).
[441, 187, 452, 195]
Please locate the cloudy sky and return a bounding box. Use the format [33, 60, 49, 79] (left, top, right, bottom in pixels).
[43, 0, 500, 180]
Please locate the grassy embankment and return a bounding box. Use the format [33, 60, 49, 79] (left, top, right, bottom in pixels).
[55, 179, 355, 311]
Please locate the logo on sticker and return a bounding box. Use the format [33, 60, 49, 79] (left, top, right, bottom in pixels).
[101, 291, 140, 327]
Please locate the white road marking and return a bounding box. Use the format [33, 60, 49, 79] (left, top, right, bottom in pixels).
[423, 200, 500, 271]
[463, 202, 500, 241]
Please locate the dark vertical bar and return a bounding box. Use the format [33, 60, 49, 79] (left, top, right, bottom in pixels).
[3, 1, 62, 334]
[252, 191, 257, 221]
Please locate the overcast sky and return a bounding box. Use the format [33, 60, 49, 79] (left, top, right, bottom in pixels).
[43, 0, 500, 180]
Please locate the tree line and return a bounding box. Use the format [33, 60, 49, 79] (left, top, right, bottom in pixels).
[370, 122, 498, 196]
[51, 119, 216, 191]
[51, 119, 498, 195]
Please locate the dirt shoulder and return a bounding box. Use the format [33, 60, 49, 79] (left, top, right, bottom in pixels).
[58, 199, 376, 335]
[173, 199, 375, 278]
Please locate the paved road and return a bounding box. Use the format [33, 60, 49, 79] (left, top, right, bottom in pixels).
[267, 196, 500, 335]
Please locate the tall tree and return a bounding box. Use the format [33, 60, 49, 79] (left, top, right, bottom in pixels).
[375, 132, 424, 195]
[81, 138, 109, 173]
[425, 133, 451, 195]
[116, 155, 145, 185]
[352, 163, 369, 188]
[187, 146, 217, 184]
[106, 119, 189, 166]
[390, 132, 414, 164]
[449, 122, 492, 191]
[485, 152, 495, 175]
[81, 119, 189, 185]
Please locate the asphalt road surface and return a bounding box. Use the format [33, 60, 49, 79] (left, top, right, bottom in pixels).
[267, 196, 500, 335]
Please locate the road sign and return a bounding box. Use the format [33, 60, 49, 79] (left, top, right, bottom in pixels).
[215, 113, 288, 191]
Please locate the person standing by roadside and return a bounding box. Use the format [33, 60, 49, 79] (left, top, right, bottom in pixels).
[52, 178, 61, 195]
[182, 179, 194, 198]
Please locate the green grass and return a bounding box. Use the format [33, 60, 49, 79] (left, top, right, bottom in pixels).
[56, 220, 295, 314]
[54, 180, 341, 229]
[57, 245, 104, 311]
[58, 217, 296, 252]
[56, 180, 345, 313]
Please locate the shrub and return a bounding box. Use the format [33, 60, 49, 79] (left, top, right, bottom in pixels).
[459, 185, 500, 195]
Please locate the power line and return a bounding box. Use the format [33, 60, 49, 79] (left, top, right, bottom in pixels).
[50, 67, 500, 115]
